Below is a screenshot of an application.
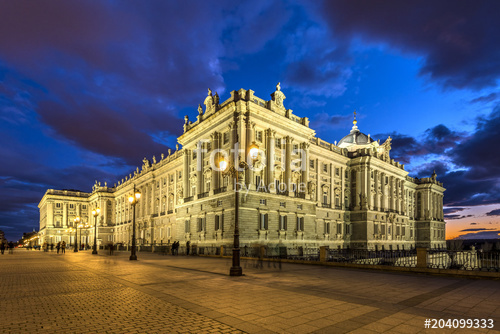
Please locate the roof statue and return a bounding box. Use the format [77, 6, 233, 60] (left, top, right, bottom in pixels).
[271, 82, 286, 108]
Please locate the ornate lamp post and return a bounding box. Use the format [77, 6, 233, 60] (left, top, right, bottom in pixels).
[73, 217, 80, 252]
[92, 208, 100, 254]
[220, 140, 258, 276]
[128, 186, 141, 261]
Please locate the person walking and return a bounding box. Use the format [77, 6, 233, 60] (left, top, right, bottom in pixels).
[61, 241, 66, 254]
[0, 242, 5, 255]
[186, 241, 190, 256]
[8, 241, 14, 254]
[171, 241, 175, 256]
[50, 243, 54, 252]
[56, 242, 60, 254]
[108, 242, 114, 255]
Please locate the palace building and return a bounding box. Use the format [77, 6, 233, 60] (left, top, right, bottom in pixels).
[38, 84, 446, 250]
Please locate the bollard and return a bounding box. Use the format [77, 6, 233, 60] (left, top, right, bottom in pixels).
[220, 245, 224, 257]
[416, 247, 428, 268]
[320, 246, 329, 262]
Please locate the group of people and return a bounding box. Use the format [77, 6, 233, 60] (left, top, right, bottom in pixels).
[41, 241, 66, 253]
[0, 241, 14, 254]
[170, 241, 190, 255]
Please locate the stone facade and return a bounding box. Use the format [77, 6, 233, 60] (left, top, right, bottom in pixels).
[38, 85, 446, 250]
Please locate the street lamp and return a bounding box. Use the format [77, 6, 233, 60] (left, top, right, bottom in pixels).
[219, 140, 258, 276]
[128, 186, 141, 260]
[92, 208, 100, 254]
[73, 217, 80, 252]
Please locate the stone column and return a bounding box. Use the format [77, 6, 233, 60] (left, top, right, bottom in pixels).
[63, 203, 68, 227]
[211, 132, 219, 192]
[355, 168, 361, 210]
[374, 171, 379, 211]
[285, 136, 293, 195]
[302, 142, 309, 199]
[183, 149, 189, 199]
[47, 202, 54, 227]
[229, 121, 236, 190]
[265, 129, 275, 192]
[245, 121, 255, 189]
[316, 159, 320, 203]
[196, 141, 203, 196]
[330, 163, 334, 206]
[380, 172, 386, 211]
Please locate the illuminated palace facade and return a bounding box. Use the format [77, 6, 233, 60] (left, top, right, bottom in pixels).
[38, 84, 446, 250]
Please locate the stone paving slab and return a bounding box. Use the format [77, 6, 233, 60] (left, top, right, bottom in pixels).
[1, 249, 499, 333]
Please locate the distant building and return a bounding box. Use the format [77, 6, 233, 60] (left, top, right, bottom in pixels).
[38, 84, 446, 250]
[0, 230, 6, 244]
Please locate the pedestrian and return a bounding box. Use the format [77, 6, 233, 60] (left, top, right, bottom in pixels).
[8, 241, 14, 254]
[50, 243, 54, 252]
[171, 241, 175, 256]
[61, 241, 66, 254]
[56, 242, 60, 254]
[186, 241, 190, 256]
[109, 242, 114, 255]
[0, 242, 5, 255]
[175, 241, 179, 255]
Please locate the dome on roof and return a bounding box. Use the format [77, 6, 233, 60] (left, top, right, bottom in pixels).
[337, 120, 377, 150]
[338, 129, 374, 147]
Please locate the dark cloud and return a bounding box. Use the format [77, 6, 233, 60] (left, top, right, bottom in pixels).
[451, 107, 500, 179]
[455, 230, 500, 240]
[443, 207, 465, 215]
[318, 0, 500, 90]
[470, 92, 499, 104]
[460, 228, 495, 232]
[486, 209, 500, 216]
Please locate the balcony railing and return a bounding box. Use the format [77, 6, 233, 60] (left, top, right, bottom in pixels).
[322, 203, 331, 208]
[295, 192, 306, 199]
[151, 213, 158, 218]
[198, 192, 209, 199]
[213, 187, 226, 195]
[184, 196, 194, 203]
[167, 210, 173, 215]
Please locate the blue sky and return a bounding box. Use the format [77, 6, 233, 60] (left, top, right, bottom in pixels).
[1, 0, 500, 241]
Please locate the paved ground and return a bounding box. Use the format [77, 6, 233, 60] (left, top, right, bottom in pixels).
[1, 250, 499, 333]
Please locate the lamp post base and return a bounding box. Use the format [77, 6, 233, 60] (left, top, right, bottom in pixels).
[92, 250, 98, 255]
[229, 266, 242, 276]
[74, 248, 78, 253]
[129, 254, 137, 261]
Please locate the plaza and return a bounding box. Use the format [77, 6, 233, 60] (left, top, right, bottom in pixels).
[1, 250, 499, 333]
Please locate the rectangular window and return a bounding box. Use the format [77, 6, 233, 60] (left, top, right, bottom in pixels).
[256, 131, 262, 142]
[170, 174, 174, 182]
[179, 171, 182, 179]
[337, 223, 342, 234]
[323, 194, 328, 205]
[260, 199, 267, 205]
[69, 204, 74, 209]
[215, 215, 220, 231]
[296, 217, 304, 231]
[323, 164, 328, 172]
[255, 175, 261, 187]
[335, 168, 340, 176]
[197, 218, 206, 232]
[207, 142, 211, 151]
[217, 200, 222, 207]
[297, 204, 302, 210]
[396, 226, 400, 236]
[280, 202, 286, 208]
[167, 226, 171, 238]
[275, 138, 281, 148]
[223, 132, 229, 144]
[260, 213, 268, 230]
[279, 215, 287, 230]
[325, 222, 330, 234]
[402, 226, 406, 236]
[410, 228, 413, 238]
[82, 205, 87, 210]
[381, 224, 386, 235]
[56, 203, 61, 208]
[184, 220, 190, 233]
[310, 160, 314, 169]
